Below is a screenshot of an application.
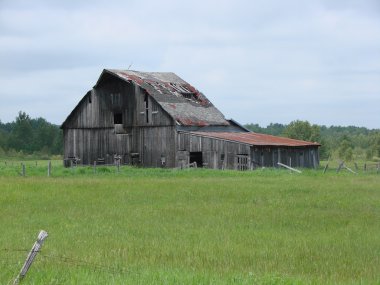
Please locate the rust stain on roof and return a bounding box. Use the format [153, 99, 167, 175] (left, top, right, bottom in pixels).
[190, 132, 321, 147]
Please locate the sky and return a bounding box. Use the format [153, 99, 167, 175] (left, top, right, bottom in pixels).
[0, 0, 379, 128]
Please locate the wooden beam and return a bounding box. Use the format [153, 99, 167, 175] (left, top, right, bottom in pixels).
[277, 162, 302, 173]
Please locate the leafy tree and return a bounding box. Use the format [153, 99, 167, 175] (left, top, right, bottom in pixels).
[7, 111, 34, 153]
[338, 136, 354, 161]
[282, 120, 321, 142]
[0, 111, 63, 157]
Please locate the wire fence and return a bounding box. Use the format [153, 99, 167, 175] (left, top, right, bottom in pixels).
[1, 159, 379, 176]
[1, 248, 129, 283]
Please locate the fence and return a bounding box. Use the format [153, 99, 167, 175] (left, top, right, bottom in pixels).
[0, 159, 379, 176]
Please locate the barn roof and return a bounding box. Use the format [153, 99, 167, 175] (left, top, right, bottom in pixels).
[189, 131, 321, 147]
[98, 69, 229, 126]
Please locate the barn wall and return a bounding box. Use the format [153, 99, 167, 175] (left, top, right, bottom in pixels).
[63, 76, 178, 166]
[63, 77, 174, 129]
[176, 133, 319, 170]
[64, 126, 176, 167]
[251, 146, 319, 168]
[176, 133, 251, 169]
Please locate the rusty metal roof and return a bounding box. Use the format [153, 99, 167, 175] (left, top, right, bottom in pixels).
[189, 131, 321, 147]
[100, 69, 229, 127]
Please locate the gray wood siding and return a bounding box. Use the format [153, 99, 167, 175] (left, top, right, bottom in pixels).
[64, 126, 176, 167]
[176, 133, 251, 169]
[176, 132, 319, 170]
[64, 78, 174, 129]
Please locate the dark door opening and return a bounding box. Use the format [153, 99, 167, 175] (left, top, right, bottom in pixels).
[190, 152, 203, 167]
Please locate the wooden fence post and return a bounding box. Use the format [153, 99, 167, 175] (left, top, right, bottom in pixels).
[13, 230, 48, 285]
[336, 161, 344, 173]
[323, 162, 329, 174]
[364, 163, 367, 172]
[47, 161, 51, 177]
[93, 161, 97, 174]
[21, 163, 26, 177]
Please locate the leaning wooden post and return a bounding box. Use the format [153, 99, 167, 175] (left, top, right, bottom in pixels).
[336, 161, 344, 173]
[21, 163, 26, 177]
[323, 162, 329, 174]
[277, 162, 302, 173]
[13, 230, 48, 285]
[354, 162, 358, 172]
[344, 164, 358, 175]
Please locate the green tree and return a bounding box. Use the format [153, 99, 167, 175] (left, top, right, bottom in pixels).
[7, 111, 34, 153]
[338, 136, 354, 161]
[282, 120, 321, 142]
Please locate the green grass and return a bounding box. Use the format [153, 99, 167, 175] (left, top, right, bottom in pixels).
[0, 163, 379, 284]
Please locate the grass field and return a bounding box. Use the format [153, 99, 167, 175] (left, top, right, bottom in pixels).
[0, 161, 379, 284]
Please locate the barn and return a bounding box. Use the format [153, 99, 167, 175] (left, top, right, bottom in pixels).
[61, 69, 320, 169]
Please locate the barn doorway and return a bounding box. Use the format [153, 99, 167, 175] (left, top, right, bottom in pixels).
[190, 152, 203, 167]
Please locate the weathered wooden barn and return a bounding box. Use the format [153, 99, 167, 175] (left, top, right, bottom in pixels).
[61, 69, 320, 169]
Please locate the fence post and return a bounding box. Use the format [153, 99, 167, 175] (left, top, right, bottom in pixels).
[336, 161, 344, 173]
[93, 161, 97, 174]
[47, 161, 51, 177]
[13, 230, 48, 285]
[377, 163, 379, 174]
[323, 162, 329, 174]
[364, 163, 367, 172]
[21, 163, 26, 177]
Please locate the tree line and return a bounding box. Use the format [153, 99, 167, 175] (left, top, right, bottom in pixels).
[1, 112, 379, 162]
[245, 120, 380, 162]
[0, 111, 63, 159]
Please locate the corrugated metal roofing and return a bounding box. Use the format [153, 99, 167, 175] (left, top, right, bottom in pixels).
[189, 131, 321, 147]
[101, 69, 229, 127]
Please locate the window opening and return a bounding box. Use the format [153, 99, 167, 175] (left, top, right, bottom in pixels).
[114, 113, 123, 124]
[111, 93, 121, 106]
[190, 152, 203, 168]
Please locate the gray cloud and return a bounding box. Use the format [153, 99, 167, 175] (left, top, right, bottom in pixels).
[0, 0, 379, 128]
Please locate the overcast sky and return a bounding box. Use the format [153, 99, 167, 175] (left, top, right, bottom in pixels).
[0, 0, 379, 128]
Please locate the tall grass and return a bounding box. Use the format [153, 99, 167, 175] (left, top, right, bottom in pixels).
[0, 163, 379, 284]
